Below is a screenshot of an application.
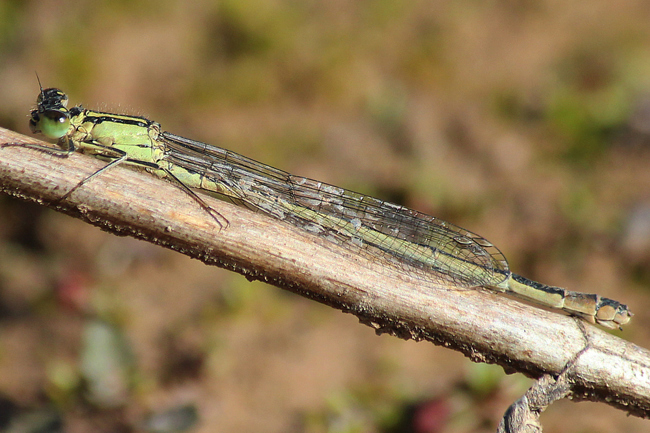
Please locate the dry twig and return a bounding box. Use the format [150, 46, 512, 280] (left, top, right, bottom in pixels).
[1, 126, 649, 423]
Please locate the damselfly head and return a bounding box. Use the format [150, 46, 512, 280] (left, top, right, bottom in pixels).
[35, 74, 69, 111]
[29, 105, 71, 139]
[36, 88, 69, 111]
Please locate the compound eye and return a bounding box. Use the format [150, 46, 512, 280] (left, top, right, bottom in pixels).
[29, 111, 41, 134]
[30, 109, 71, 139]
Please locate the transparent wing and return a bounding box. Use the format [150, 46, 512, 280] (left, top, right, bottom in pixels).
[161, 132, 510, 288]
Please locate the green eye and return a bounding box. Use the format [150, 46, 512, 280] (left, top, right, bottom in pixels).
[30, 109, 71, 139]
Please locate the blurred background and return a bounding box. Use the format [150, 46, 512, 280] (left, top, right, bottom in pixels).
[0, 1, 649, 432]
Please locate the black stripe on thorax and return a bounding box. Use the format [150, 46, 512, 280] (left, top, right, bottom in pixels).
[77, 108, 154, 128]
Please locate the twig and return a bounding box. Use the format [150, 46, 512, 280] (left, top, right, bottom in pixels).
[498, 328, 590, 432]
[1, 126, 649, 419]
[498, 374, 572, 433]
